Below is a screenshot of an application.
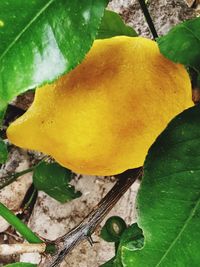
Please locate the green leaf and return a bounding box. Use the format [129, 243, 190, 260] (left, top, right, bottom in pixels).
[100, 257, 115, 267]
[100, 216, 127, 243]
[0, 104, 6, 124]
[122, 105, 200, 266]
[4, 263, 37, 267]
[101, 223, 143, 267]
[97, 10, 137, 39]
[116, 223, 144, 267]
[0, 137, 8, 163]
[157, 17, 200, 72]
[33, 162, 81, 203]
[0, 0, 108, 114]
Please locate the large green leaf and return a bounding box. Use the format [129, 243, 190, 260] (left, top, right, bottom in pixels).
[157, 17, 200, 72]
[0, 0, 108, 113]
[33, 162, 81, 203]
[97, 10, 137, 39]
[122, 105, 200, 266]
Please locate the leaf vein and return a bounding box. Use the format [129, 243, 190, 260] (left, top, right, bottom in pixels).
[155, 195, 200, 266]
[148, 168, 200, 182]
[0, 0, 55, 61]
[181, 24, 200, 43]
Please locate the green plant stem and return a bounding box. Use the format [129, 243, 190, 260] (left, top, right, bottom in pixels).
[0, 167, 34, 190]
[138, 0, 158, 39]
[0, 170, 56, 253]
[0, 202, 42, 243]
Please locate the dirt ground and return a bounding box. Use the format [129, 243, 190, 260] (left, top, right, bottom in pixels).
[0, 0, 197, 266]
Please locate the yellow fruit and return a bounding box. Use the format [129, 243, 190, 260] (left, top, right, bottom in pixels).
[7, 36, 193, 176]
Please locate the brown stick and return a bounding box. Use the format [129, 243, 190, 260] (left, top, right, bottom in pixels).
[0, 243, 46, 256]
[40, 167, 143, 267]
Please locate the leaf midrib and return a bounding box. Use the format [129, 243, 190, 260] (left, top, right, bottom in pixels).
[155, 195, 200, 266]
[182, 24, 200, 44]
[150, 134, 200, 160]
[0, 0, 56, 61]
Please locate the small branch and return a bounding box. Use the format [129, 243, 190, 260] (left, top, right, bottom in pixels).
[0, 243, 46, 256]
[18, 183, 38, 224]
[23, 186, 38, 211]
[0, 167, 34, 190]
[4, 230, 24, 242]
[40, 167, 143, 267]
[138, 0, 158, 39]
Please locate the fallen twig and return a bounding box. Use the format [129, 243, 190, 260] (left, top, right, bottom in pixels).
[40, 167, 143, 267]
[0, 243, 46, 256]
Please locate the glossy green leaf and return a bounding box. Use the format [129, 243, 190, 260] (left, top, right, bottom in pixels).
[0, 0, 108, 114]
[4, 263, 36, 267]
[157, 17, 200, 72]
[97, 10, 137, 39]
[122, 105, 200, 267]
[33, 162, 81, 203]
[0, 137, 8, 163]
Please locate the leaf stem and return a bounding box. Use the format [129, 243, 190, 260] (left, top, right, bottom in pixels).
[138, 0, 158, 39]
[0, 202, 42, 243]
